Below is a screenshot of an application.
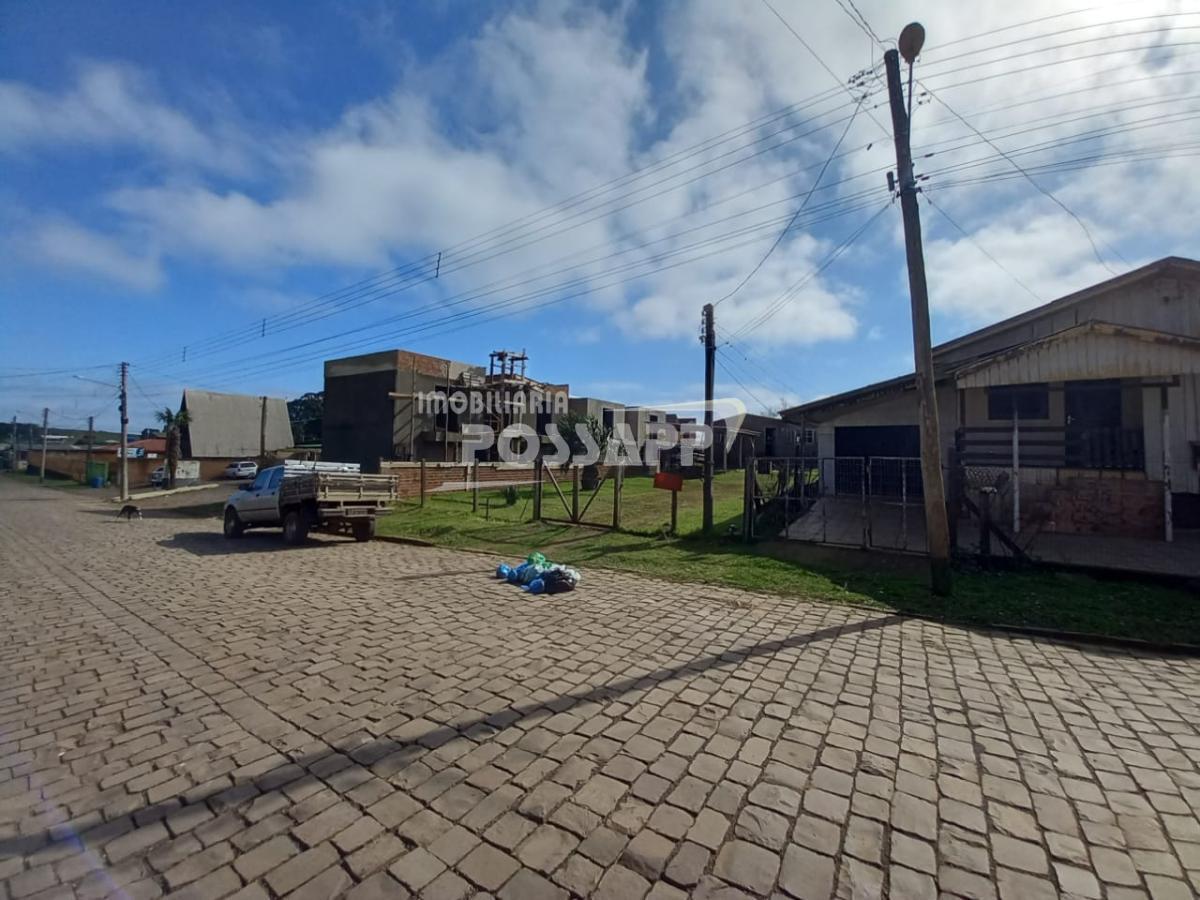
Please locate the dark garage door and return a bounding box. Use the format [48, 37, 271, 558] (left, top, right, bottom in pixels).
[834, 425, 922, 497]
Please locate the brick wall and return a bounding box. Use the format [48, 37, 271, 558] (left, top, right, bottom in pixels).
[1022, 470, 1164, 538]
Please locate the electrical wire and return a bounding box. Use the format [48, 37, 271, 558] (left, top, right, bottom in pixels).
[729, 201, 892, 341]
[920, 192, 1044, 307]
[919, 80, 1136, 273]
[716, 350, 774, 415]
[713, 95, 866, 307]
[136, 25, 1195, 374]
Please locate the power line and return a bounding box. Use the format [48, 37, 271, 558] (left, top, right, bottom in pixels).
[713, 95, 866, 307]
[134, 87, 867, 367]
[923, 16, 1200, 72]
[716, 350, 773, 414]
[140, 20, 1196, 374]
[919, 81, 1131, 274]
[833, 0, 885, 48]
[920, 191, 1044, 307]
[178, 193, 898, 389]
[137, 94, 875, 370]
[166, 82, 1200, 384]
[760, 0, 892, 140]
[729, 200, 892, 341]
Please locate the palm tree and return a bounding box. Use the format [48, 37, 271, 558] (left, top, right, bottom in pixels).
[155, 406, 191, 489]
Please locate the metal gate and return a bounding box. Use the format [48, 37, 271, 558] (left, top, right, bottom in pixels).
[746, 456, 926, 552]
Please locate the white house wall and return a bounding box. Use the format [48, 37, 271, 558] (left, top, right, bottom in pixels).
[813, 385, 959, 460]
[1143, 375, 1200, 493]
[936, 273, 1200, 368]
[957, 330, 1200, 388]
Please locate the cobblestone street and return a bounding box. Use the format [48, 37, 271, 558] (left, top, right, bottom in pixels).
[2, 477, 1200, 899]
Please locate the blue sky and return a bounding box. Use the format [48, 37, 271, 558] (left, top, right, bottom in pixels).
[2, 0, 1197, 433]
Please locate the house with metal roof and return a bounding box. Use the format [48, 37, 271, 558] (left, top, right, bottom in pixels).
[780, 256, 1200, 551]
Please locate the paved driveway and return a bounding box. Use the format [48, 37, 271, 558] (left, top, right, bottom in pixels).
[2, 478, 1199, 899]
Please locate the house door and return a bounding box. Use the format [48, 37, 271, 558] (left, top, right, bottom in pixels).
[1065, 380, 1122, 467]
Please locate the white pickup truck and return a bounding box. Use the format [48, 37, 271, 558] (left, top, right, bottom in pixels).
[222, 461, 400, 545]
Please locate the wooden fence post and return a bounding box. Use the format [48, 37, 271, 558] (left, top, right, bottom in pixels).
[979, 487, 993, 559]
[419, 460, 426, 507]
[472, 461, 479, 512]
[742, 456, 755, 542]
[572, 466, 580, 523]
[612, 465, 623, 530]
[533, 459, 543, 521]
[670, 488, 678, 536]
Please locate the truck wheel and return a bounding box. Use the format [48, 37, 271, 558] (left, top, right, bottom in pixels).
[283, 509, 310, 545]
[223, 508, 245, 539]
[352, 519, 375, 542]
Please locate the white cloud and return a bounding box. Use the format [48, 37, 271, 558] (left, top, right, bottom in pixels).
[13, 219, 163, 292]
[0, 62, 252, 174]
[4, 0, 1198, 355]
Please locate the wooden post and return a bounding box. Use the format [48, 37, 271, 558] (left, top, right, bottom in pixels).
[84, 415, 94, 484]
[409, 357, 417, 461]
[670, 488, 679, 536]
[572, 466, 580, 523]
[419, 460, 426, 507]
[472, 461, 479, 512]
[119, 362, 128, 500]
[1162, 385, 1173, 542]
[979, 488, 993, 559]
[860, 458, 869, 550]
[259, 395, 268, 461]
[948, 441, 961, 552]
[901, 459, 908, 551]
[444, 361, 451, 462]
[886, 46, 952, 594]
[742, 456, 755, 542]
[703, 303, 715, 534]
[39, 407, 48, 484]
[533, 458, 543, 521]
[1012, 399, 1021, 534]
[612, 465, 623, 530]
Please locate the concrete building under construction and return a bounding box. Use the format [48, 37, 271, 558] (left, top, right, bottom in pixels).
[322, 348, 569, 471]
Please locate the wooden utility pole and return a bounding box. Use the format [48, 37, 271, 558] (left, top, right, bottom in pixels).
[259, 395, 268, 461]
[85, 415, 94, 484]
[9, 415, 15, 470]
[119, 362, 129, 500]
[702, 303, 715, 534]
[39, 408, 48, 483]
[885, 33, 952, 595]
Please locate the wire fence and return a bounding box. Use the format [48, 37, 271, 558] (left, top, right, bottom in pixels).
[746, 456, 930, 552]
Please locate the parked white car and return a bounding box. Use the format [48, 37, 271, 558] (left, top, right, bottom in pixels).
[223, 460, 258, 480]
[149, 466, 166, 487]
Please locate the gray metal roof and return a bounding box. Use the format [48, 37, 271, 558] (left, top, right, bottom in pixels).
[181, 389, 293, 458]
[782, 256, 1200, 420]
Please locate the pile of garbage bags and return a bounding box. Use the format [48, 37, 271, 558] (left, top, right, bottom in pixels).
[496, 551, 581, 595]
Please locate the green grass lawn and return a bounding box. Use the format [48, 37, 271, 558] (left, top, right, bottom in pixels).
[379, 474, 1200, 646]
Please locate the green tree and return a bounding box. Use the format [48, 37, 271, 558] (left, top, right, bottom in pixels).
[287, 392, 323, 444]
[556, 411, 611, 465]
[155, 406, 191, 489]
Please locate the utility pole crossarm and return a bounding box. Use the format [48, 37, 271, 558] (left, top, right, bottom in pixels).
[884, 37, 952, 596]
